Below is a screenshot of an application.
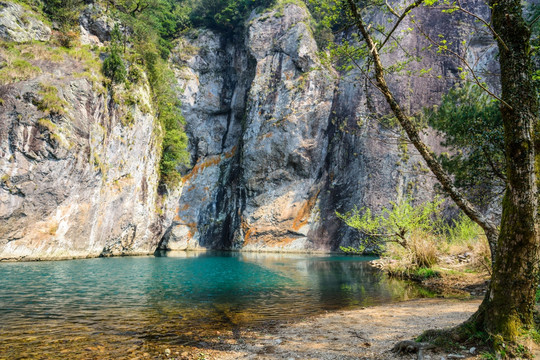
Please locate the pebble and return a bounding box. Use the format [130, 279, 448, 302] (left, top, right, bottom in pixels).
[275, 339, 283, 345]
[470, 347, 476, 354]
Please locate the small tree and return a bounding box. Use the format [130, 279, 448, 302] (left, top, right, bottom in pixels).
[337, 197, 443, 267]
[43, 0, 83, 31]
[103, 52, 127, 83]
[102, 25, 126, 83]
[337, 197, 443, 248]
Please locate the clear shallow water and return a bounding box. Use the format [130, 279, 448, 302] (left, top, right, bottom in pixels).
[0, 252, 424, 359]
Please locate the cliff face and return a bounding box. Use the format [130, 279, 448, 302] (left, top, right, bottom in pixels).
[0, 0, 498, 259]
[161, 3, 337, 251]
[0, 2, 163, 260]
[160, 1, 497, 252]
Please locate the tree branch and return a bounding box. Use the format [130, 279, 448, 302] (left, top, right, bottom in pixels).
[385, 0, 400, 17]
[379, 0, 424, 51]
[416, 25, 512, 109]
[455, 0, 509, 52]
[481, 146, 507, 183]
[529, 12, 540, 27]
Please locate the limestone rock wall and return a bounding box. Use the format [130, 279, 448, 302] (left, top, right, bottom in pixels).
[161, 0, 498, 252]
[0, 0, 501, 259]
[0, 3, 163, 260]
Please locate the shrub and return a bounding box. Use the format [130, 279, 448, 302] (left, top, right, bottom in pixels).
[55, 30, 79, 49]
[314, 22, 334, 49]
[444, 212, 481, 245]
[143, 50, 190, 186]
[414, 267, 440, 279]
[43, 0, 83, 31]
[128, 66, 143, 84]
[190, 0, 272, 32]
[102, 51, 126, 83]
[339, 246, 364, 255]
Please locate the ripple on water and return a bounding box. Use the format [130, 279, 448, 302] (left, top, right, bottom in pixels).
[0, 252, 424, 358]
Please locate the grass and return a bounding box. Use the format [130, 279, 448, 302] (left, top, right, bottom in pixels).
[36, 118, 72, 148]
[1, 174, 10, 185]
[0, 40, 104, 91]
[0, 58, 41, 84]
[37, 118, 57, 131]
[36, 83, 68, 115]
[413, 267, 440, 279]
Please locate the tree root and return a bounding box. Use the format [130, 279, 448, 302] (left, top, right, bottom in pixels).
[392, 340, 435, 359]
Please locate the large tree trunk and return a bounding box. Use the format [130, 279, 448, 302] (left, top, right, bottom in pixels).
[475, 0, 539, 342]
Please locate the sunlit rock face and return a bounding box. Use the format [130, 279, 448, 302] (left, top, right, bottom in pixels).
[0, 4, 163, 260]
[161, 3, 337, 252]
[0, 0, 499, 259]
[161, 0, 497, 252]
[0, 2, 51, 43]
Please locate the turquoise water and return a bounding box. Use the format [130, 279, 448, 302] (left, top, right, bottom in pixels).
[0, 252, 422, 359]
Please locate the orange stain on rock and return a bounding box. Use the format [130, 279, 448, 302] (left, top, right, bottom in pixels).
[182, 156, 221, 183]
[224, 146, 237, 159]
[242, 221, 254, 245]
[186, 222, 197, 239]
[277, 237, 296, 247]
[291, 190, 320, 231]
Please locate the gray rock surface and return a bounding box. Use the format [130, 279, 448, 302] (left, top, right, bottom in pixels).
[0, 34, 163, 260]
[0, 1, 51, 42]
[161, 0, 499, 252]
[79, 3, 114, 44]
[0, 0, 502, 259]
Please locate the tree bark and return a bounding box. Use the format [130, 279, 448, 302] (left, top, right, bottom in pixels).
[478, 0, 539, 341]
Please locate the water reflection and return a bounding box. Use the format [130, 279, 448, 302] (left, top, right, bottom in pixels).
[0, 252, 424, 359]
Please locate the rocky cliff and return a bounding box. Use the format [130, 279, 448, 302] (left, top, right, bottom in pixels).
[0, 0, 498, 259]
[160, 0, 497, 252]
[0, 2, 164, 260]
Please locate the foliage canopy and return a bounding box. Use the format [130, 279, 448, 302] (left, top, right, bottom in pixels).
[427, 84, 505, 207]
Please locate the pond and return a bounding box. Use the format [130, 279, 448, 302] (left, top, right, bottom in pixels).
[0, 252, 425, 359]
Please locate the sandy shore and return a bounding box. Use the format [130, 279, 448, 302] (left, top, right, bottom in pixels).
[171, 298, 483, 360]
